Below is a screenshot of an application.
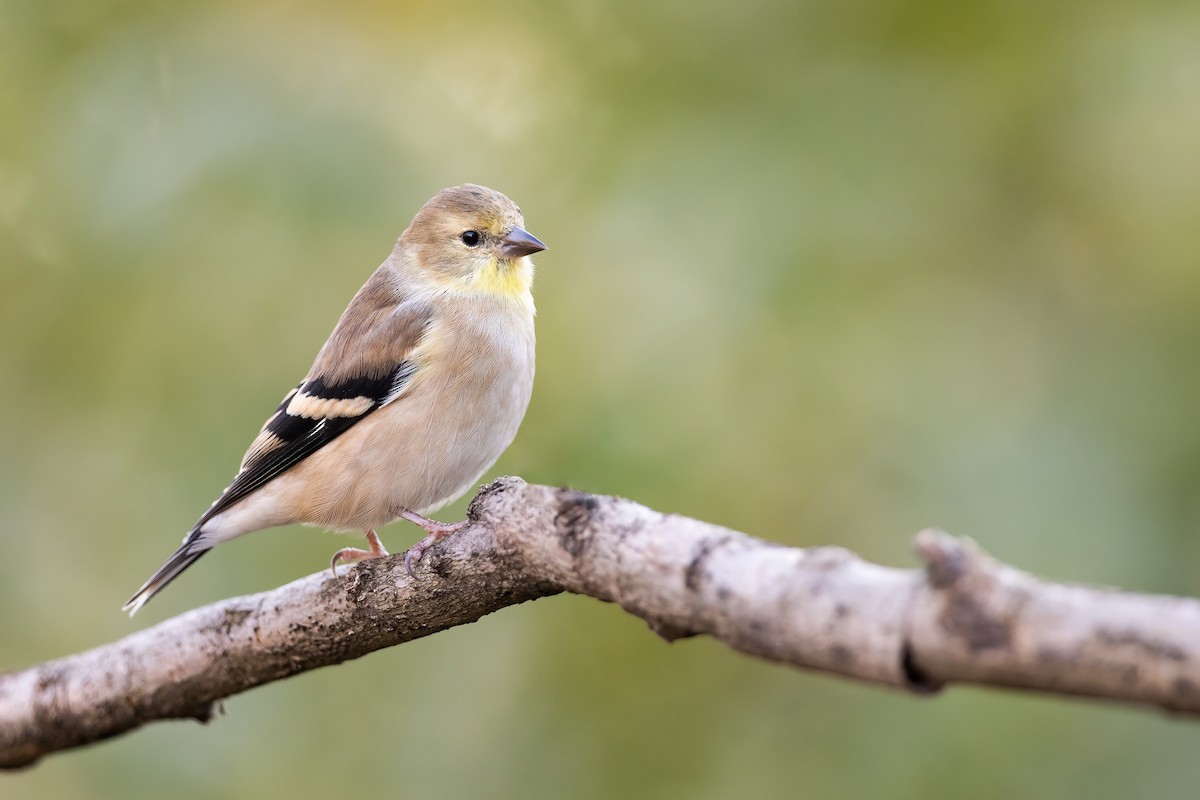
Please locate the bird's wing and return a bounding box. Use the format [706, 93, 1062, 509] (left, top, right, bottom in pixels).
[196, 276, 433, 528]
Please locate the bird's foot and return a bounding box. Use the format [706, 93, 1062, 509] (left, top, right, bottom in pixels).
[330, 529, 389, 577]
[398, 510, 470, 576]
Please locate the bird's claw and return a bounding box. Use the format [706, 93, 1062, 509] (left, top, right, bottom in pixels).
[403, 544, 425, 577]
[330, 548, 368, 577]
[400, 517, 469, 577]
[330, 530, 389, 578]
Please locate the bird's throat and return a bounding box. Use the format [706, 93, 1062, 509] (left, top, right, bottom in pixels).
[468, 257, 533, 299]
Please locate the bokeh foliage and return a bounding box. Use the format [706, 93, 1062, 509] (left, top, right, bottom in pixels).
[3, 0, 1200, 796]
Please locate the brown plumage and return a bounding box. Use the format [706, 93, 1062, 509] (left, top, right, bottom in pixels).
[124, 184, 545, 615]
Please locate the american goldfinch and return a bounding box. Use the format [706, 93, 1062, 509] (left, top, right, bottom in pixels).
[123, 184, 545, 616]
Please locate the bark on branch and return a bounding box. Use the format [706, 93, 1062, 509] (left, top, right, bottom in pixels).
[3, 477, 1199, 769]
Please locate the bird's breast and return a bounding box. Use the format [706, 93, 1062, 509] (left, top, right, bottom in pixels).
[282, 296, 536, 530]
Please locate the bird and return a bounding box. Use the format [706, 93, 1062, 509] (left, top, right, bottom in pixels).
[123, 184, 545, 616]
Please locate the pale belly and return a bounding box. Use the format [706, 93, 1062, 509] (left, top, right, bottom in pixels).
[326, 359, 534, 526]
[204, 304, 535, 540]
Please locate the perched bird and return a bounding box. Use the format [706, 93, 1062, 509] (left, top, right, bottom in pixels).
[123, 184, 545, 615]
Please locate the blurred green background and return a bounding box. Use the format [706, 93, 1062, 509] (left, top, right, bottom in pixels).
[4, 0, 1200, 796]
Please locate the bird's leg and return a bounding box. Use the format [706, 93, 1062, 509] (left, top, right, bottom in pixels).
[330, 529, 390, 577]
[398, 509, 470, 576]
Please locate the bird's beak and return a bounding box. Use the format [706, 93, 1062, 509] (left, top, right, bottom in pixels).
[501, 227, 547, 259]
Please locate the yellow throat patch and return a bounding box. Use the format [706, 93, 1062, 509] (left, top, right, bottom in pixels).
[467, 256, 533, 299]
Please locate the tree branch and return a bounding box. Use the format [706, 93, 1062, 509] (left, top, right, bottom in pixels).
[3, 477, 1199, 769]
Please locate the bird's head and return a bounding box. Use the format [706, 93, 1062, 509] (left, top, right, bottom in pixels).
[397, 184, 546, 299]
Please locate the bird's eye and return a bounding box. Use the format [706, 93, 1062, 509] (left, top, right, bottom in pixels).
[461, 230, 481, 247]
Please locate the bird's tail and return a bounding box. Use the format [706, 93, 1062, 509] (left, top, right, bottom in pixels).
[122, 533, 211, 616]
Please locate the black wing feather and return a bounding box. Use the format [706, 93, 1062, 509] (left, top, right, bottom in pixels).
[195, 360, 415, 528]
